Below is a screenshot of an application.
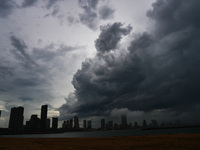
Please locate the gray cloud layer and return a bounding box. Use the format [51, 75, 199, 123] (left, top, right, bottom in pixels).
[21, 0, 38, 8]
[78, 0, 115, 30]
[0, 0, 16, 18]
[59, 0, 200, 123]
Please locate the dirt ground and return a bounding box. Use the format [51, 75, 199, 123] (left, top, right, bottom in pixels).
[0, 133, 200, 150]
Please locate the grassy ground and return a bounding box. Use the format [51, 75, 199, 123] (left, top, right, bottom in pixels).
[0, 133, 200, 150]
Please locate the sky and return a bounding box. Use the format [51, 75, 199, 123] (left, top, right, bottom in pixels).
[0, 0, 200, 128]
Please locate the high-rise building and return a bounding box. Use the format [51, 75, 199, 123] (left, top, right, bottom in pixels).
[121, 114, 127, 129]
[101, 119, 105, 129]
[87, 120, 92, 129]
[134, 122, 138, 128]
[41, 105, 48, 130]
[151, 120, 157, 127]
[70, 119, 73, 128]
[83, 120, 86, 128]
[52, 117, 58, 129]
[106, 121, 113, 130]
[143, 120, 147, 127]
[9, 106, 24, 131]
[29, 114, 41, 130]
[74, 116, 79, 129]
[46, 118, 50, 129]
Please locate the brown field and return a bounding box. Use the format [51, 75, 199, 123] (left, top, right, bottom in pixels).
[0, 133, 200, 150]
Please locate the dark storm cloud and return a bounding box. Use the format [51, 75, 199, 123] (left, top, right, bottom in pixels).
[98, 5, 114, 20]
[0, 0, 16, 18]
[59, 0, 200, 122]
[95, 22, 132, 53]
[10, 35, 37, 67]
[21, 0, 38, 8]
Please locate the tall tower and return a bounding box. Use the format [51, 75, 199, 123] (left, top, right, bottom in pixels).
[52, 117, 58, 130]
[101, 119, 105, 129]
[41, 105, 48, 130]
[121, 114, 127, 129]
[87, 120, 92, 129]
[9, 106, 24, 131]
[83, 120, 87, 128]
[74, 116, 79, 129]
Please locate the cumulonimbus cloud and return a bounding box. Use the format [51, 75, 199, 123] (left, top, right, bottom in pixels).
[59, 0, 200, 123]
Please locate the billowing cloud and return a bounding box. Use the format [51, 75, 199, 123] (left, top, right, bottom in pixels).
[95, 22, 132, 53]
[59, 0, 200, 123]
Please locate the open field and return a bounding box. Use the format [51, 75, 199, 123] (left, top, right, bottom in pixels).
[0, 133, 200, 150]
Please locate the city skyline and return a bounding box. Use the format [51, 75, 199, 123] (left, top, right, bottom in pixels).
[2, 104, 193, 131]
[1, 0, 200, 128]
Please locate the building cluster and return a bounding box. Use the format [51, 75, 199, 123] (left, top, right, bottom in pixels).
[7, 105, 182, 132]
[62, 115, 80, 130]
[62, 114, 133, 130]
[8, 105, 58, 132]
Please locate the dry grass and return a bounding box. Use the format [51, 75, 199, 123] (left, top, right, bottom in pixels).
[0, 133, 200, 150]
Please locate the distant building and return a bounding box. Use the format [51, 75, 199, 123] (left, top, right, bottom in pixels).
[70, 119, 73, 128]
[62, 120, 67, 129]
[74, 116, 79, 129]
[101, 119, 105, 129]
[121, 114, 127, 129]
[9, 106, 24, 131]
[41, 105, 48, 130]
[28, 114, 41, 130]
[143, 120, 147, 127]
[46, 118, 50, 129]
[87, 120, 92, 129]
[114, 123, 118, 129]
[134, 122, 138, 128]
[151, 120, 157, 127]
[83, 120, 87, 128]
[106, 121, 113, 130]
[52, 117, 58, 129]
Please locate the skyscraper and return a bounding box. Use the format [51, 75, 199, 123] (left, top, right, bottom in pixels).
[74, 116, 79, 129]
[143, 120, 147, 127]
[28, 114, 41, 130]
[83, 120, 87, 128]
[87, 120, 92, 129]
[9, 106, 24, 131]
[41, 105, 48, 130]
[46, 118, 50, 129]
[121, 114, 127, 129]
[101, 119, 105, 129]
[70, 119, 73, 128]
[52, 117, 58, 130]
